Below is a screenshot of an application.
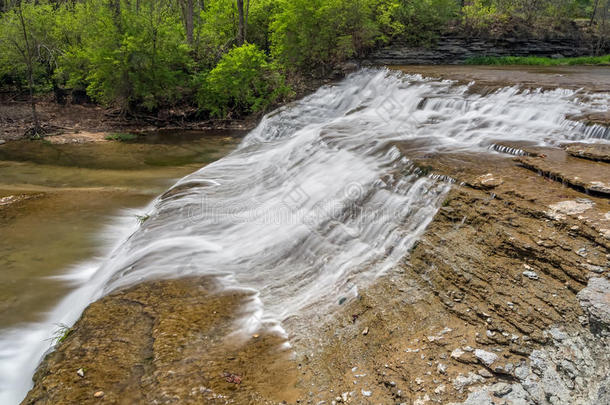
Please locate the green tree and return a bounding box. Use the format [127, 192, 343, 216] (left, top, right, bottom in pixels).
[393, 0, 459, 44]
[59, 0, 192, 112]
[0, 1, 59, 135]
[270, 0, 381, 72]
[197, 43, 291, 117]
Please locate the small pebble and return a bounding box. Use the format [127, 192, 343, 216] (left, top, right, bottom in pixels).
[93, 391, 104, 398]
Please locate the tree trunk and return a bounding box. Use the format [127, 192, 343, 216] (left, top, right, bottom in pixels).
[181, 0, 194, 44]
[596, 0, 609, 55]
[17, 1, 40, 136]
[236, 0, 245, 45]
[590, 0, 600, 26]
[244, 0, 250, 43]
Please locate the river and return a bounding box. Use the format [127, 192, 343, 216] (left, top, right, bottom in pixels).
[1, 67, 609, 403]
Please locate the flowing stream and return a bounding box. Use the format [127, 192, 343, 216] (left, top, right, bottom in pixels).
[1, 68, 609, 403]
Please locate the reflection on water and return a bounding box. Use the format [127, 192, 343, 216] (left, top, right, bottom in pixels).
[0, 131, 241, 329]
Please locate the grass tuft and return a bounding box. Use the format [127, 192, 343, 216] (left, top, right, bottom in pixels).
[48, 323, 72, 345]
[135, 214, 150, 224]
[465, 54, 610, 66]
[105, 132, 139, 142]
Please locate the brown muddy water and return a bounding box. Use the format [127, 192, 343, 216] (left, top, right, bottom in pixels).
[0, 131, 242, 329]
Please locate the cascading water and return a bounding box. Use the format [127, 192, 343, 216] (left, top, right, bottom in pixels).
[1, 68, 608, 404]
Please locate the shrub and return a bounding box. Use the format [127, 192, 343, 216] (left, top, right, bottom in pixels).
[462, 0, 504, 33]
[197, 44, 291, 118]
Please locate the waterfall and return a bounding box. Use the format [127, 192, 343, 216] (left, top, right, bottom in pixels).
[1, 68, 608, 404]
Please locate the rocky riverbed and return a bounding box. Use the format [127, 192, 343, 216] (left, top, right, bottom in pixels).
[12, 66, 610, 404]
[22, 139, 610, 404]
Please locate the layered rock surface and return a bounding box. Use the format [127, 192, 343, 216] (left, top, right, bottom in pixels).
[24, 142, 609, 404]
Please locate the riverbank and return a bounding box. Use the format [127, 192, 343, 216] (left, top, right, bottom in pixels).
[0, 76, 330, 143]
[0, 96, 259, 142]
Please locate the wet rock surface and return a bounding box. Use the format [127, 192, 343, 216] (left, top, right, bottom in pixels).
[24, 279, 300, 404]
[24, 142, 610, 404]
[515, 147, 610, 197]
[289, 143, 609, 404]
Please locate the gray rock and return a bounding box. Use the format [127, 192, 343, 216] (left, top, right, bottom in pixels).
[583, 264, 605, 274]
[492, 382, 513, 397]
[453, 372, 484, 392]
[522, 270, 539, 280]
[449, 383, 530, 405]
[451, 348, 465, 359]
[452, 324, 610, 405]
[474, 349, 498, 367]
[577, 277, 610, 335]
[478, 368, 493, 378]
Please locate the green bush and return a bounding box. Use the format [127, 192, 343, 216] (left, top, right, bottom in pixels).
[197, 43, 291, 117]
[462, 0, 505, 33]
[461, 0, 582, 33]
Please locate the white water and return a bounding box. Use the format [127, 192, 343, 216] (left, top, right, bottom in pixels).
[1, 68, 609, 403]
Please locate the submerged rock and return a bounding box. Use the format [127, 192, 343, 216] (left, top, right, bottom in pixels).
[23, 278, 300, 404]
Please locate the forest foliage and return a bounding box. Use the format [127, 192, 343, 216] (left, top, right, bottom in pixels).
[0, 0, 607, 119]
